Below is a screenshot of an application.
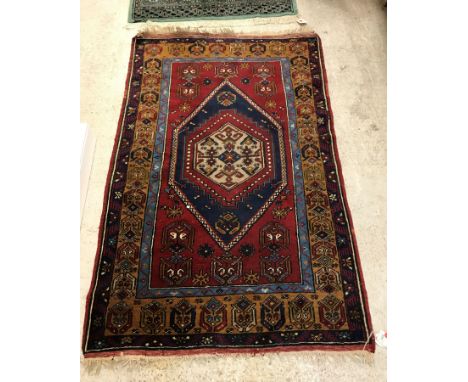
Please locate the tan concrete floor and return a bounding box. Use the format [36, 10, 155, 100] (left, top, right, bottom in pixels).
[80, 0, 386, 380]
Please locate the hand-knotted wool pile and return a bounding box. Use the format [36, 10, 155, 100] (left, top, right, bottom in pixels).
[82, 33, 374, 357]
[129, 0, 297, 22]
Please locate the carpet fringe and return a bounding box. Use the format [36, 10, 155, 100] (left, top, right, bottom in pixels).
[126, 18, 314, 39]
[124, 14, 301, 31]
[81, 351, 377, 379]
[134, 25, 316, 40]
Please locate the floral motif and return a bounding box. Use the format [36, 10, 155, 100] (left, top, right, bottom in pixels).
[239, 244, 255, 257]
[197, 244, 215, 258]
[192, 270, 210, 286]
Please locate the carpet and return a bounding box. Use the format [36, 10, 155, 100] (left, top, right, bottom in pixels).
[82, 33, 374, 357]
[129, 0, 297, 23]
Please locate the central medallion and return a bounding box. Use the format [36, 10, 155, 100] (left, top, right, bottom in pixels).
[193, 122, 265, 190]
[169, 80, 287, 250]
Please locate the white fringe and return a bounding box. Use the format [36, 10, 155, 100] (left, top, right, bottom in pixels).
[81, 350, 381, 381]
[123, 15, 312, 37]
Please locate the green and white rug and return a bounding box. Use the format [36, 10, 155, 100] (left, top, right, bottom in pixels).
[129, 0, 298, 23]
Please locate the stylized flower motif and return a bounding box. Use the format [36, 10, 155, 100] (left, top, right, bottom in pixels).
[310, 333, 323, 341]
[254, 335, 273, 345]
[203, 78, 212, 85]
[338, 332, 351, 340]
[188, 42, 205, 56]
[230, 43, 245, 56]
[172, 335, 190, 344]
[198, 244, 214, 258]
[289, 42, 307, 55]
[100, 260, 111, 275]
[244, 270, 259, 284]
[241, 78, 250, 84]
[163, 205, 182, 218]
[280, 332, 299, 341]
[209, 43, 226, 55]
[250, 43, 266, 56]
[179, 102, 191, 113]
[192, 270, 209, 286]
[121, 336, 133, 344]
[92, 316, 103, 328]
[269, 41, 286, 55]
[335, 211, 346, 226]
[265, 99, 276, 109]
[146, 45, 163, 57]
[239, 244, 255, 257]
[336, 235, 348, 247]
[93, 340, 106, 349]
[349, 309, 362, 321]
[272, 207, 292, 219]
[342, 257, 353, 270]
[200, 336, 213, 345]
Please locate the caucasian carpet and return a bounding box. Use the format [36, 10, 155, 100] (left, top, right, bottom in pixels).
[129, 0, 297, 22]
[82, 34, 374, 357]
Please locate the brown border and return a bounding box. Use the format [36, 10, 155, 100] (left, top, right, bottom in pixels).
[82, 33, 376, 358]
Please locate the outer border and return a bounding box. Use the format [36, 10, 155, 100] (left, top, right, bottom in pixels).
[81, 38, 138, 355]
[315, 34, 375, 351]
[128, 0, 298, 23]
[82, 33, 375, 358]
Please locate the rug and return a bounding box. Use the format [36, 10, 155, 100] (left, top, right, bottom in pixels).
[129, 0, 297, 23]
[82, 33, 374, 357]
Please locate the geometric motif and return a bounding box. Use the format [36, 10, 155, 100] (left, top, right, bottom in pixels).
[260, 253, 291, 282]
[161, 221, 194, 255]
[83, 35, 374, 357]
[211, 254, 242, 285]
[259, 222, 290, 251]
[315, 267, 341, 293]
[170, 300, 196, 334]
[169, 81, 288, 251]
[288, 295, 315, 329]
[318, 295, 346, 330]
[214, 212, 241, 236]
[232, 296, 256, 332]
[159, 257, 192, 286]
[200, 298, 228, 332]
[261, 296, 285, 331]
[193, 122, 265, 190]
[140, 302, 166, 334]
[111, 272, 136, 299]
[106, 301, 132, 335]
[187, 109, 274, 207]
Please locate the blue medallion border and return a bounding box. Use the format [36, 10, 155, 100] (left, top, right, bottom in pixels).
[137, 57, 314, 298]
